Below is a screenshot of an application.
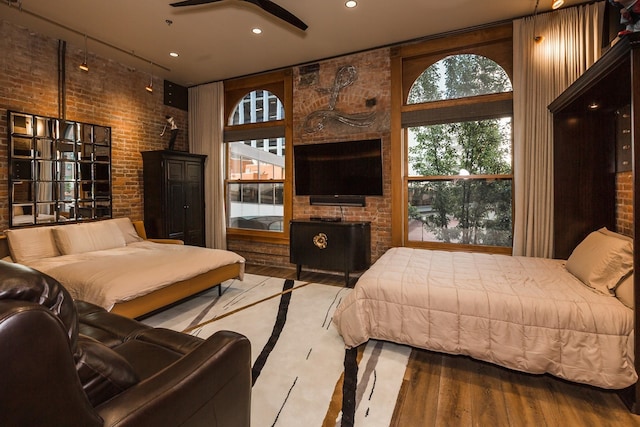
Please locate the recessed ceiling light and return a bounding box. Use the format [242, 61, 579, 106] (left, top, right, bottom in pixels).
[345, 1, 357, 8]
[169, 52, 179, 58]
[252, 28, 262, 34]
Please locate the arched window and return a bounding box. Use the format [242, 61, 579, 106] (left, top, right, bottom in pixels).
[396, 27, 514, 253]
[407, 54, 512, 104]
[224, 71, 292, 237]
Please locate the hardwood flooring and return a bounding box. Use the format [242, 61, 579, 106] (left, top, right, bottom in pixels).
[245, 264, 640, 427]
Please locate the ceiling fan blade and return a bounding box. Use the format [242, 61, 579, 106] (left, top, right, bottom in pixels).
[170, 0, 222, 7]
[242, 0, 308, 31]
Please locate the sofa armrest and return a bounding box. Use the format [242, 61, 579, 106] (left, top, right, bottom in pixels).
[0, 301, 103, 426]
[131, 220, 185, 245]
[146, 238, 185, 245]
[96, 330, 252, 427]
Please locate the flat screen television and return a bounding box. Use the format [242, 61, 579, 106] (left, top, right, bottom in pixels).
[293, 138, 383, 206]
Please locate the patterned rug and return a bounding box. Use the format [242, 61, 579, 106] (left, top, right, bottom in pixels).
[143, 274, 411, 427]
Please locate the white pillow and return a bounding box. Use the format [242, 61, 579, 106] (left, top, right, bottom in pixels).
[615, 274, 634, 309]
[5, 227, 61, 263]
[53, 221, 126, 255]
[108, 218, 144, 245]
[566, 228, 633, 296]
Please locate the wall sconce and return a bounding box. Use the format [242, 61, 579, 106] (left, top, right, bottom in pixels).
[79, 34, 89, 72]
[533, 0, 543, 43]
[552, 0, 564, 10]
[145, 62, 154, 93]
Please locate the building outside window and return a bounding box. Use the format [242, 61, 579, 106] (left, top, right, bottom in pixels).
[226, 90, 286, 232]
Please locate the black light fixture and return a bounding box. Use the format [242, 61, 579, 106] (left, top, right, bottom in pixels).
[79, 34, 89, 72]
[145, 62, 154, 93]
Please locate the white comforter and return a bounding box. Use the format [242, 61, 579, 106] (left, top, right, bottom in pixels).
[24, 241, 245, 311]
[333, 247, 636, 389]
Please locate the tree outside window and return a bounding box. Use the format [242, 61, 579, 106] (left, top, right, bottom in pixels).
[406, 54, 513, 248]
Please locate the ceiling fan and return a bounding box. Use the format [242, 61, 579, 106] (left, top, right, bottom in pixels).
[170, 0, 308, 31]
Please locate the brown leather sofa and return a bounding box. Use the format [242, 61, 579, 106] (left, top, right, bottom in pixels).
[0, 260, 251, 426]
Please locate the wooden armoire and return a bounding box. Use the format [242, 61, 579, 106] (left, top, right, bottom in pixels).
[548, 33, 640, 413]
[142, 150, 207, 246]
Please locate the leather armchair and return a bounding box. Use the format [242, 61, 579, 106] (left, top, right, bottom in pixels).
[0, 260, 251, 427]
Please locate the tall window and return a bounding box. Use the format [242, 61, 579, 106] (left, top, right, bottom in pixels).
[394, 25, 514, 253]
[227, 90, 285, 231]
[224, 71, 292, 240]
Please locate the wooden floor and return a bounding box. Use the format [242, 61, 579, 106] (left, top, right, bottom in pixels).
[246, 264, 640, 427]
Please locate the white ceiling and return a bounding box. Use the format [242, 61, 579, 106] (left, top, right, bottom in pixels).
[1, 0, 587, 87]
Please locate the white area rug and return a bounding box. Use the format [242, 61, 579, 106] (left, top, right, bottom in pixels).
[143, 274, 411, 427]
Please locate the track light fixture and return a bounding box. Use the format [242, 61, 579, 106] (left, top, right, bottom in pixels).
[552, 0, 564, 10]
[145, 62, 154, 93]
[79, 34, 89, 72]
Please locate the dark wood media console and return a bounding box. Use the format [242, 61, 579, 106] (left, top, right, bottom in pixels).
[289, 220, 371, 286]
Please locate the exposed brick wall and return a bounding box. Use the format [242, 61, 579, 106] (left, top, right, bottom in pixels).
[616, 171, 633, 237]
[228, 48, 393, 267]
[0, 20, 187, 230]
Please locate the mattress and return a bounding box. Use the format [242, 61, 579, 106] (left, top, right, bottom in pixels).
[23, 241, 245, 311]
[333, 247, 636, 389]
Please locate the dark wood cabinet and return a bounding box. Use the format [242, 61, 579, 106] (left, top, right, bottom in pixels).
[142, 150, 206, 246]
[290, 220, 371, 286]
[548, 33, 640, 413]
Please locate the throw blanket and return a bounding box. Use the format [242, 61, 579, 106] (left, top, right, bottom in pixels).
[333, 247, 636, 389]
[24, 241, 245, 311]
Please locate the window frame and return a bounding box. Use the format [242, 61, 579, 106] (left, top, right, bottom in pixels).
[391, 24, 514, 254]
[223, 70, 293, 244]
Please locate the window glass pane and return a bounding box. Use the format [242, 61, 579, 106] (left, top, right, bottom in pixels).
[408, 118, 512, 177]
[408, 54, 512, 104]
[230, 90, 284, 125]
[408, 179, 512, 247]
[227, 182, 284, 232]
[228, 140, 285, 181]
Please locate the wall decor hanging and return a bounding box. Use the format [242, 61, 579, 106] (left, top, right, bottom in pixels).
[303, 65, 376, 133]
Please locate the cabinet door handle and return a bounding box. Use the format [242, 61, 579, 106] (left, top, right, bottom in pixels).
[313, 233, 328, 249]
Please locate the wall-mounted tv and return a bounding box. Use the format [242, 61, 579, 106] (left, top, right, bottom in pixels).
[293, 138, 383, 206]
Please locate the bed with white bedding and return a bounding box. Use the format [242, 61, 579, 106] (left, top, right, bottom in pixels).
[22, 241, 244, 312]
[333, 228, 636, 389]
[1, 218, 245, 318]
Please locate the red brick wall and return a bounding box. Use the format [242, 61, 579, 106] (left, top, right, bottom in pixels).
[228, 48, 393, 268]
[0, 20, 187, 229]
[616, 171, 633, 237]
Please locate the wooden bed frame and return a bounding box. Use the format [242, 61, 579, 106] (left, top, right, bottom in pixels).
[0, 221, 243, 319]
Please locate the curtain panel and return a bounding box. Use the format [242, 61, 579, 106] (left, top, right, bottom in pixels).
[512, 2, 603, 257]
[188, 81, 227, 249]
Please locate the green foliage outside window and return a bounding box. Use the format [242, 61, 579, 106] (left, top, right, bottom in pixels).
[407, 54, 513, 247]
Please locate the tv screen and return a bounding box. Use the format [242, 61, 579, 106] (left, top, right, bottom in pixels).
[294, 139, 383, 199]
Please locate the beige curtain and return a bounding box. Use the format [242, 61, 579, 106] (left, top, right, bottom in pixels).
[512, 2, 603, 257]
[188, 81, 227, 249]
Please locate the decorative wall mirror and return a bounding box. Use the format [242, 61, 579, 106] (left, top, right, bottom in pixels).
[8, 111, 112, 227]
